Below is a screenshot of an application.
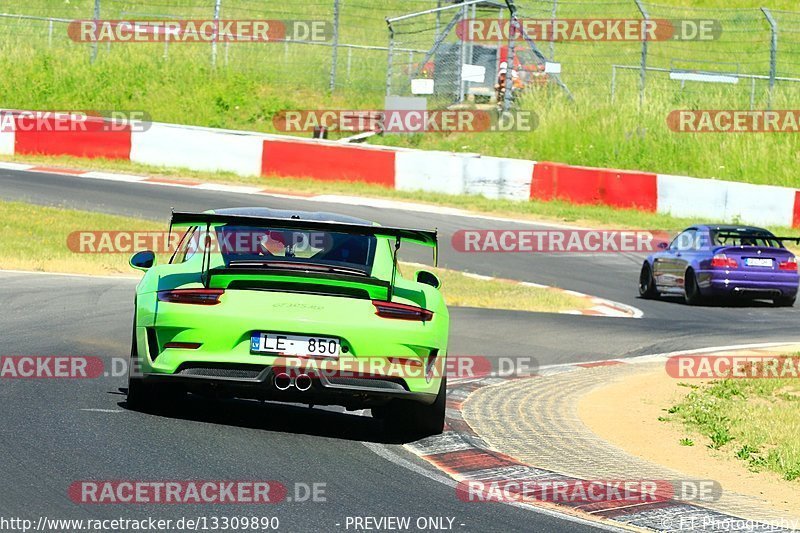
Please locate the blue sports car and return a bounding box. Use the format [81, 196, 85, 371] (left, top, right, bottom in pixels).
[639, 225, 799, 306]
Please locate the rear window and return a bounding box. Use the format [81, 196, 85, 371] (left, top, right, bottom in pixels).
[211, 226, 378, 275]
[711, 230, 782, 248]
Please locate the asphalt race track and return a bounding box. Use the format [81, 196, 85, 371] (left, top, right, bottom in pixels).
[2, 168, 800, 531]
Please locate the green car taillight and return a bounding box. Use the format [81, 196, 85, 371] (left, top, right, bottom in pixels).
[372, 300, 433, 322]
[157, 289, 225, 305]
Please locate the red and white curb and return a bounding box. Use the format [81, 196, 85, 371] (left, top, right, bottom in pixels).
[0, 161, 642, 319]
[460, 273, 640, 318]
[402, 343, 800, 532]
[3, 110, 799, 228]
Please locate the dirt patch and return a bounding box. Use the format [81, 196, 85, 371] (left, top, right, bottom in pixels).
[576, 367, 800, 519]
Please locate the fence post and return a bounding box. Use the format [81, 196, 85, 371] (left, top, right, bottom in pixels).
[90, 0, 100, 63]
[762, 7, 777, 110]
[458, 2, 467, 102]
[633, 0, 649, 108]
[330, 0, 340, 92]
[610, 65, 617, 104]
[385, 20, 395, 96]
[211, 0, 221, 68]
[549, 0, 557, 61]
[435, 0, 442, 39]
[503, 2, 518, 112]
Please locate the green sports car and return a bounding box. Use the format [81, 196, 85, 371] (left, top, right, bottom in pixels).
[126, 208, 449, 435]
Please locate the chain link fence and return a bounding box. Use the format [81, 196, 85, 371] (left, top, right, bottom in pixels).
[0, 0, 438, 98]
[1, 0, 800, 110]
[385, 1, 510, 109]
[385, 0, 800, 110]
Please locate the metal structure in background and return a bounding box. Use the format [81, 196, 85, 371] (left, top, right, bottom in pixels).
[610, 65, 800, 110]
[385, 0, 500, 108]
[385, 0, 572, 110]
[0, 0, 799, 109]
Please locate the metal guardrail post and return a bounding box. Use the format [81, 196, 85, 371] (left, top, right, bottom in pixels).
[633, 0, 649, 108]
[329, 0, 340, 92]
[762, 7, 778, 110]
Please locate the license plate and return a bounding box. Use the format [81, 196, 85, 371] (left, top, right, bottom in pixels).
[745, 257, 773, 267]
[250, 333, 340, 358]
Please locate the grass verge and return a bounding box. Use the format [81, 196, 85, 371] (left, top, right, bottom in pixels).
[0, 199, 590, 313]
[664, 361, 800, 481]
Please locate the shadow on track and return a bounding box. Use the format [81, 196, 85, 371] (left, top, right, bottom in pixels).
[638, 295, 780, 308]
[116, 389, 420, 445]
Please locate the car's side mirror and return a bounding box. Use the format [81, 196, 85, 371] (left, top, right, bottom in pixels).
[416, 270, 441, 289]
[130, 250, 156, 271]
[657, 241, 669, 250]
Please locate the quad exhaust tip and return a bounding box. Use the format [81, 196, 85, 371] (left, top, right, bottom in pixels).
[274, 373, 292, 391]
[295, 374, 313, 392]
[274, 372, 313, 391]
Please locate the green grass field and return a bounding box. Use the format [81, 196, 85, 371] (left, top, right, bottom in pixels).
[666, 360, 800, 481]
[0, 0, 798, 186]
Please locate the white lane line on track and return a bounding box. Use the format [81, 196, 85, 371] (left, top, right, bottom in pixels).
[361, 442, 630, 532]
[0, 162, 36, 171]
[79, 408, 124, 413]
[0, 269, 140, 280]
[0, 161, 600, 230]
[531, 341, 800, 375]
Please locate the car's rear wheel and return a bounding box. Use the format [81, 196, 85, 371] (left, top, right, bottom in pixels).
[684, 269, 702, 305]
[638, 262, 658, 299]
[774, 295, 796, 307]
[375, 376, 447, 437]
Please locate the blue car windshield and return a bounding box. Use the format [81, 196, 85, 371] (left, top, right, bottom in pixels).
[711, 230, 782, 248]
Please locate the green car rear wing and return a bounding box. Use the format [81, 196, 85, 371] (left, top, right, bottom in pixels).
[169, 211, 438, 299]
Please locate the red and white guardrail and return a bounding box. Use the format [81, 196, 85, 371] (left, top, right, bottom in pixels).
[0, 110, 797, 228]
